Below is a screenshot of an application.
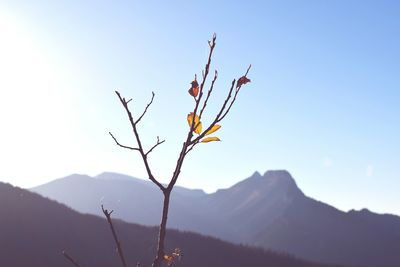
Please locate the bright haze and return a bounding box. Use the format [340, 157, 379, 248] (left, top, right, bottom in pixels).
[0, 1, 399, 215]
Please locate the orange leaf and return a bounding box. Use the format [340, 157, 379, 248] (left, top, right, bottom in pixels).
[201, 137, 220, 143]
[205, 124, 221, 136]
[188, 80, 199, 97]
[164, 255, 173, 261]
[188, 86, 199, 97]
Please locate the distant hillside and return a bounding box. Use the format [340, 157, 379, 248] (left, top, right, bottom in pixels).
[0, 182, 348, 267]
[31, 170, 400, 267]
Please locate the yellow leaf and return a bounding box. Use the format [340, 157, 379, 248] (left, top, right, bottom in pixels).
[194, 122, 202, 134]
[205, 124, 221, 136]
[187, 112, 199, 127]
[187, 113, 202, 134]
[201, 137, 221, 143]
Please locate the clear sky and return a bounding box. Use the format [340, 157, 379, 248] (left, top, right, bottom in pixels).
[1, 1, 399, 215]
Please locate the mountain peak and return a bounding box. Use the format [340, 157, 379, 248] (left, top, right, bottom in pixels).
[262, 170, 300, 192]
[263, 169, 293, 179]
[95, 172, 138, 181]
[251, 171, 262, 178]
[214, 170, 303, 203]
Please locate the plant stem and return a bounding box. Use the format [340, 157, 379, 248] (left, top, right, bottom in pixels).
[152, 190, 171, 267]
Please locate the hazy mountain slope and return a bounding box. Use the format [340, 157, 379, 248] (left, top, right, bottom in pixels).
[31, 170, 400, 267]
[212, 170, 400, 267]
[253, 194, 400, 267]
[202, 170, 305, 241]
[31, 172, 206, 226]
[31, 172, 223, 236]
[0, 182, 348, 267]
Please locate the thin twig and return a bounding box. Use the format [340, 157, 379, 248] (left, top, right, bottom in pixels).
[102, 205, 128, 267]
[216, 79, 236, 121]
[62, 250, 81, 267]
[146, 136, 166, 156]
[136, 91, 155, 125]
[199, 70, 218, 120]
[109, 132, 139, 151]
[198, 34, 217, 105]
[219, 85, 239, 121]
[219, 65, 251, 120]
[114, 90, 165, 192]
[244, 64, 252, 77]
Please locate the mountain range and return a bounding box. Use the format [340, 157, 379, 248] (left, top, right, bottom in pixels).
[31, 170, 400, 267]
[0, 181, 348, 267]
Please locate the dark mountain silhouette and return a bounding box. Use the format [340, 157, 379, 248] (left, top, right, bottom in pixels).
[0, 181, 349, 267]
[31, 170, 400, 267]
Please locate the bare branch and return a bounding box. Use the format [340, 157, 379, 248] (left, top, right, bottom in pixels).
[244, 64, 252, 77]
[62, 250, 81, 267]
[219, 83, 239, 121]
[199, 70, 218, 120]
[102, 205, 128, 267]
[114, 91, 165, 192]
[109, 132, 139, 151]
[136, 91, 155, 125]
[219, 65, 251, 120]
[198, 34, 217, 100]
[146, 136, 166, 156]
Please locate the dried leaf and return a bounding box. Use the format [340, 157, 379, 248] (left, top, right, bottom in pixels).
[188, 86, 199, 97]
[164, 255, 173, 261]
[191, 79, 199, 88]
[204, 124, 221, 136]
[237, 76, 251, 88]
[188, 80, 199, 97]
[201, 137, 221, 143]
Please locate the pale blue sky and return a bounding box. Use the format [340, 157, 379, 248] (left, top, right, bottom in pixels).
[0, 1, 399, 215]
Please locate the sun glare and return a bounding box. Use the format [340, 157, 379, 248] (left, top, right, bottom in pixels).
[0, 11, 75, 187]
